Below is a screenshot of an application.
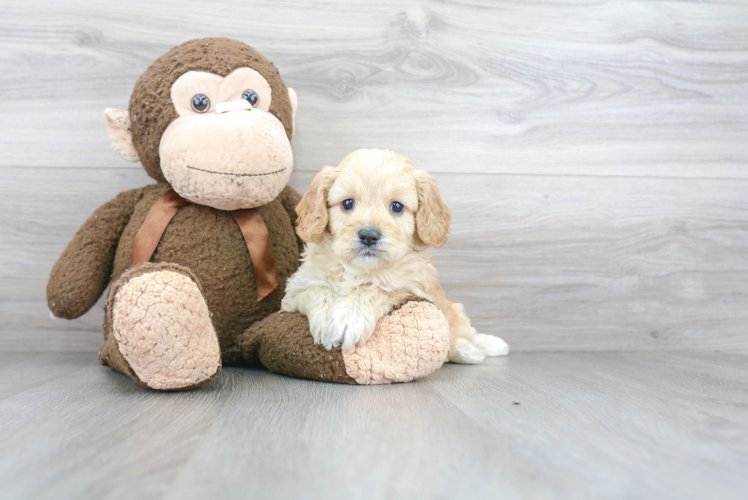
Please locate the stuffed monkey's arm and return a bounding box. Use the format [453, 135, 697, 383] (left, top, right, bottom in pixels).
[47, 187, 147, 319]
[279, 185, 305, 255]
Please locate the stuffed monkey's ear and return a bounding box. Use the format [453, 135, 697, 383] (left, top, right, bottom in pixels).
[288, 88, 298, 132]
[295, 166, 339, 243]
[414, 170, 452, 248]
[104, 108, 140, 162]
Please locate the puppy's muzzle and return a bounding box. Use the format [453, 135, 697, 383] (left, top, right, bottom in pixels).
[358, 228, 381, 247]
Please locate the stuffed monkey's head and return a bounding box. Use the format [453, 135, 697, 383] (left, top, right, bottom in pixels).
[104, 38, 297, 210]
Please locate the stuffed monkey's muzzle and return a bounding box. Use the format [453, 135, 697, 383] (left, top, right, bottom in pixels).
[159, 107, 294, 211]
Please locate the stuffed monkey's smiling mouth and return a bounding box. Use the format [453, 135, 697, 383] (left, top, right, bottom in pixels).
[185, 165, 287, 177]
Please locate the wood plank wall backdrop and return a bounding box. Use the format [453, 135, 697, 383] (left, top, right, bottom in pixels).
[1, 0, 747, 352]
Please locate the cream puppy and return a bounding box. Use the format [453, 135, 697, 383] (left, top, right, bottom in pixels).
[281, 149, 509, 364]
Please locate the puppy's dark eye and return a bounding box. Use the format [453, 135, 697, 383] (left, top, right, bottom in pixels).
[341, 199, 355, 211]
[390, 201, 404, 214]
[191, 94, 210, 113]
[242, 89, 259, 107]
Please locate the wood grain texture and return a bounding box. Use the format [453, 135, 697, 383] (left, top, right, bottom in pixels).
[0, 351, 746, 499]
[0, 353, 231, 499]
[2, 0, 748, 352]
[428, 351, 748, 500]
[3, 167, 748, 352]
[0, 0, 746, 177]
[3, 3, 747, 499]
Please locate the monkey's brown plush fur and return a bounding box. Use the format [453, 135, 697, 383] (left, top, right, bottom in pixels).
[47, 38, 450, 390]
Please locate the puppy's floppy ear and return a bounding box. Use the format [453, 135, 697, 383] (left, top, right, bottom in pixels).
[296, 166, 340, 242]
[414, 170, 451, 248]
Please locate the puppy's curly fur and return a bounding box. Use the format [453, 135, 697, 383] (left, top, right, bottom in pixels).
[282, 149, 509, 363]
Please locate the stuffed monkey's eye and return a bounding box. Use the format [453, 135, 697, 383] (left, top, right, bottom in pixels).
[390, 201, 404, 214]
[191, 94, 210, 113]
[241, 89, 259, 107]
[341, 199, 355, 211]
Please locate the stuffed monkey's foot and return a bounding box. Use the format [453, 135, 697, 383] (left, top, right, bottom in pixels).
[100, 263, 221, 390]
[241, 299, 450, 385]
[341, 300, 450, 384]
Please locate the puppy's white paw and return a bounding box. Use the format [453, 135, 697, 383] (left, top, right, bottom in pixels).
[309, 304, 376, 351]
[449, 338, 486, 364]
[473, 333, 510, 356]
[308, 310, 339, 350]
[331, 304, 377, 351]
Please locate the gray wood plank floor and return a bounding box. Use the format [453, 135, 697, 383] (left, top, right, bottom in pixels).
[1, 351, 746, 500]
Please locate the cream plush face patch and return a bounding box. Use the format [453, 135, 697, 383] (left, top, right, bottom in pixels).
[171, 68, 274, 116]
[158, 67, 295, 210]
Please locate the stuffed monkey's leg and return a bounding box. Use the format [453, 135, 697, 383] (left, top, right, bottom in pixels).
[235, 311, 356, 383]
[99, 263, 221, 390]
[235, 299, 450, 385]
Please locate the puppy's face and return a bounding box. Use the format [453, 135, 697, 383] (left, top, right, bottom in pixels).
[326, 153, 418, 268]
[296, 149, 452, 269]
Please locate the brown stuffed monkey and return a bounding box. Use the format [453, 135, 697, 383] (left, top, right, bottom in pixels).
[47, 38, 449, 390]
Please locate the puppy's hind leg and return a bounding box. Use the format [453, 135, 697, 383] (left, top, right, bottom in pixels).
[441, 300, 484, 364]
[473, 333, 510, 357]
[439, 298, 509, 364]
[451, 338, 486, 364]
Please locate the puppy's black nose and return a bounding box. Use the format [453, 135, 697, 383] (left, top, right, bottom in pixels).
[358, 229, 381, 247]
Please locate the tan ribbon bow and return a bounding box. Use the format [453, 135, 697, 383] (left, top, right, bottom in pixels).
[131, 189, 279, 301]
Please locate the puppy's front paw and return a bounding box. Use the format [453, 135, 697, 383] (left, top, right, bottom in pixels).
[308, 304, 377, 351]
[308, 310, 338, 350]
[473, 333, 510, 356]
[330, 304, 377, 351]
[449, 338, 486, 364]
